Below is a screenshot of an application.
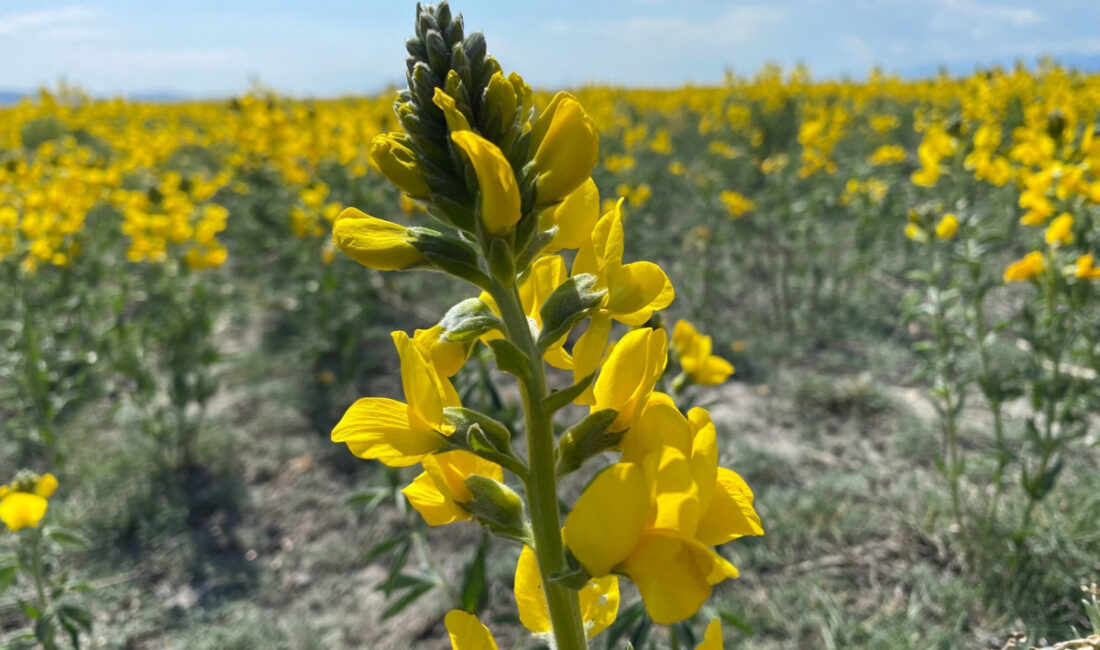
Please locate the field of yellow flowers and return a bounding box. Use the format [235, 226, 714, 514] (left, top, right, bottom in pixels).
[1, 4, 1099, 647]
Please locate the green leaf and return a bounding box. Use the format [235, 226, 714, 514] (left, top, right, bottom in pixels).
[363, 534, 409, 564]
[718, 609, 755, 635]
[58, 605, 93, 632]
[382, 541, 412, 597]
[20, 600, 42, 620]
[381, 581, 436, 620]
[543, 372, 596, 413]
[439, 298, 502, 343]
[536, 273, 605, 350]
[46, 527, 90, 549]
[487, 339, 529, 380]
[460, 538, 488, 613]
[0, 564, 17, 592]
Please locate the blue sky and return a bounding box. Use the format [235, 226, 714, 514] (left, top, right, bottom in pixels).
[2, 0, 1099, 97]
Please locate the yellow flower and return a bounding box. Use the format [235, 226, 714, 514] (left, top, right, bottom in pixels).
[452, 131, 521, 234]
[530, 92, 599, 204]
[445, 610, 499, 650]
[432, 88, 472, 133]
[0, 473, 56, 532]
[402, 450, 502, 526]
[331, 331, 459, 466]
[412, 325, 472, 378]
[696, 619, 723, 649]
[563, 441, 761, 624]
[934, 213, 958, 240]
[370, 133, 431, 199]
[331, 208, 426, 271]
[672, 320, 734, 385]
[1045, 212, 1074, 246]
[904, 223, 926, 243]
[573, 200, 675, 326]
[1004, 251, 1046, 282]
[868, 145, 906, 165]
[1074, 254, 1100, 280]
[514, 545, 619, 639]
[719, 191, 755, 218]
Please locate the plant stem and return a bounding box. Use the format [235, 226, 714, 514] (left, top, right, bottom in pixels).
[489, 281, 587, 650]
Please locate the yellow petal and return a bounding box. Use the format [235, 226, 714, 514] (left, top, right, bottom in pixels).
[332, 397, 446, 467]
[451, 131, 521, 234]
[695, 467, 764, 546]
[445, 610, 499, 650]
[369, 133, 430, 199]
[413, 325, 471, 378]
[514, 545, 552, 634]
[688, 408, 718, 514]
[570, 311, 612, 405]
[0, 492, 48, 531]
[563, 463, 649, 577]
[696, 619, 723, 650]
[606, 261, 675, 326]
[580, 575, 620, 639]
[619, 531, 738, 625]
[35, 473, 58, 499]
[593, 328, 669, 431]
[394, 330, 460, 433]
[620, 393, 692, 464]
[432, 88, 472, 133]
[332, 208, 425, 271]
[694, 356, 734, 385]
[542, 178, 600, 252]
[403, 468, 470, 526]
[530, 92, 599, 204]
[645, 446, 701, 535]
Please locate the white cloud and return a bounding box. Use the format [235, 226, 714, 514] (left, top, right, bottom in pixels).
[612, 6, 788, 48]
[0, 6, 93, 36]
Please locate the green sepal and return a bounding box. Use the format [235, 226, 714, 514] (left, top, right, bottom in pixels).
[549, 550, 592, 590]
[556, 409, 622, 476]
[537, 273, 606, 350]
[543, 372, 596, 413]
[439, 298, 501, 343]
[487, 237, 516, 286]
[412, 230, 491, 288]
[461, 475, 529, 542]
[444, 406, 512, 452]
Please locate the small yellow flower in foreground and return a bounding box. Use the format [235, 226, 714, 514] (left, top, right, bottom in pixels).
[452, 131, 521, 234]
[514, 545, 619, 639]
[0, 473, 56, 532]
[402, 450, 502, 526]
[332, 208, 426, 271]
[904, 223, 926, 243]
[934, 213, 958, 240]
[1074, 254, 1100, 280]
[370, 133, 431, 199]
[696, 619, 723, 649]
[672, 320, 734, 385]
[530, 92, 599, 204]
[1045, 212, 1074, 246]
[331, 331, 459, 466]
[719, 190, 755, 218]
[445, 610, 498, 650]
[1004, 251, 1046, 282]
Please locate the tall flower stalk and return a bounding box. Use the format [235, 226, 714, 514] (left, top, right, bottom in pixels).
[328, 4, 761, 647]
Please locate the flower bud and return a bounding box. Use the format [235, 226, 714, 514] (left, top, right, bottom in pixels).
[370, 133, 431, 199]
[331, 207, 426, 271]
[451, 130, 521, 234]
[529, 92, 599, 204]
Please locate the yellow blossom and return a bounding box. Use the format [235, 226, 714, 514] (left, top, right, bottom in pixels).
[1004, 251, 1046, 282]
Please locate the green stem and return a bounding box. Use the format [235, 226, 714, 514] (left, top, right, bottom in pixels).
[489, 281, 587, 650]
